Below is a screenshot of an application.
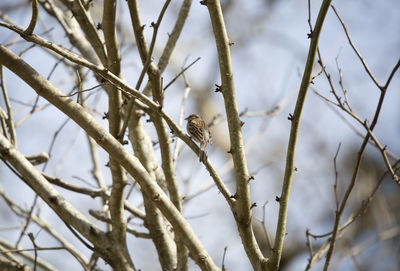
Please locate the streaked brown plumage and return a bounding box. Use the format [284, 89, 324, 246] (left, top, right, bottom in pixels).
[185, 114, 212, 162]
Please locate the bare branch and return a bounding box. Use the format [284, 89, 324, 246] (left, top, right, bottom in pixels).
[0, 65, 17, 146]
[270, 0, 333, 269]
[23, 0, 38, 35]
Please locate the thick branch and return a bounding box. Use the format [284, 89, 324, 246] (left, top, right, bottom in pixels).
[158, 0, 193, 73]
[205, 1, 264, 269]
[269, 0, 332, 270]
[102, 2, 130, 265]
[128, 109, 177, 270]
[38, 0, 101, 65]
[127, 1, 182, 269]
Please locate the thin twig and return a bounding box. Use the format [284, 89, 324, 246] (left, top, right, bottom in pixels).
[333, 143, 341, 210]
[331, 5, 382, 90]
[42, 173, 105, 198]
[362, 121, 399, 184]
[383, 57, 400, 90]
[163, 57, 201, 91]
[261, 201, 272, 252]
[59, 84, 102, 98]
[46, 55, 66, 81]
[305, 229, 314, 266]
[15, 195, 38, 248]
[42, 118, 70, 172]
[2, 246, 67, 253]
[221, 246, 228, 271]
[27, 233, 38, 271]
[335, 56, 352, 112]
[173, 60, 192, 165]
[311, 86, 399, 161]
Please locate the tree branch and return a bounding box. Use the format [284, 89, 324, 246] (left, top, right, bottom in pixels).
[269, 0, 332, 270]
[101, 2, 131, 266]
[205, 0, 265, 270]
[59, 0, 107, 64]
[0, 65, 17, 146]
[23, 0, 38, 35]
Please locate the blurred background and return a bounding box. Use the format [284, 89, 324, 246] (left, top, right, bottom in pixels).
[0, 0, 399, 270]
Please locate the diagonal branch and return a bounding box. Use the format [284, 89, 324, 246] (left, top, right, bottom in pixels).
[330, 5, 382, 90]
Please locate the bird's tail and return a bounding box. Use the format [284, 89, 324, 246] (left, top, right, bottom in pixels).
[199, 150, 207, 163]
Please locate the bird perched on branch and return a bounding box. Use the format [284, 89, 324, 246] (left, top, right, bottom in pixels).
[185, 114, 212, 163]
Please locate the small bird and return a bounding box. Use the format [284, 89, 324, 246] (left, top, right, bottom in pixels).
[185, 114, 212, 162]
